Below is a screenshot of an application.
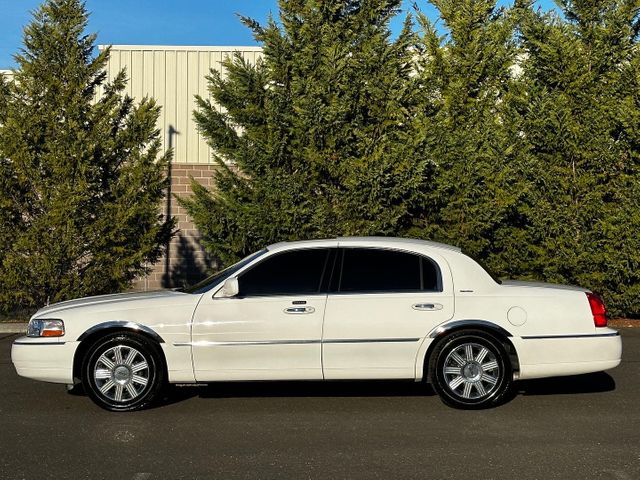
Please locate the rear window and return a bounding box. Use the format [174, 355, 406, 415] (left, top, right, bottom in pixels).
[338, 248, 441, 293]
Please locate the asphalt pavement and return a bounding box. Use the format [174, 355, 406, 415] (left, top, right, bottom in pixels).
[1, 330, 639, 480]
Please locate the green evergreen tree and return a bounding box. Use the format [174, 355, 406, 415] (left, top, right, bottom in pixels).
[0, 0, 174, 313]
[181, 0, 430, 265]
[514, 0, 640, 316]
[409, 0, 530, 273]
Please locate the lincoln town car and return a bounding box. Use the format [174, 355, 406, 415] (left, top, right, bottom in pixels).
[11, 237, 622, 410]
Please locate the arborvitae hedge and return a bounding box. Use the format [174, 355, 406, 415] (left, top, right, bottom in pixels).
[184, 0, 640, 317]
[0, 0, 173, 313]
[181, 0, 430, 266]
[511, 0, 640, 315]
[3, 0, 639, 317]
[409, 0, 531, 272]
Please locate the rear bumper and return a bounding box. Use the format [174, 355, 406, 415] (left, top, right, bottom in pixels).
[513, 329, 622, 380]
[11, 337, 78, 384]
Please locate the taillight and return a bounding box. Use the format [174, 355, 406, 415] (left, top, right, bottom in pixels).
[586, 293, 607, 328]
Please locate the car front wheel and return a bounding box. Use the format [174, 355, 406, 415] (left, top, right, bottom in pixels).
[83, 333, 165, 412]
[431, 330, 512, 409]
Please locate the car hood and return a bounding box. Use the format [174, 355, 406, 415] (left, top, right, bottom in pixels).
[500, 280, 589, 292]
[32, 290, 188, 318]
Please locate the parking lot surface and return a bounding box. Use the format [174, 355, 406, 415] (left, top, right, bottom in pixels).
[1, 330, 639, 480]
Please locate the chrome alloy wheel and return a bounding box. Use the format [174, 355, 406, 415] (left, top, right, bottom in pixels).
[93, 345, 150, 403]
[442, 342, 500, 400]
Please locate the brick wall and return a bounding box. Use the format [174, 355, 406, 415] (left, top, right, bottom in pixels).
[132, 164, 219, 291]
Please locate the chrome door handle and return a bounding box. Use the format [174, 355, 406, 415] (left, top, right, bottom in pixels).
[284, 306, 315, 314]
[412, 303, 443, 311]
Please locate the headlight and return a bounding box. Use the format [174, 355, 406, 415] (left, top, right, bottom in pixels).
[27, 318, 65, 337]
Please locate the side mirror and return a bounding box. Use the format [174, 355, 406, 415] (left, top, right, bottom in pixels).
[221, 277, 239, 297]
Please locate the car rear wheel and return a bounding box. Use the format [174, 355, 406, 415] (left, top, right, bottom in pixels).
[83, 333, 165, 412]
[431, 330, 512, 409]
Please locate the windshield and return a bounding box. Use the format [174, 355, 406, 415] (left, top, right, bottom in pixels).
[181, 249, 268, 294]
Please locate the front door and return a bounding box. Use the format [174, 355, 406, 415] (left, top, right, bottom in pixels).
[192, 248, 331, 381]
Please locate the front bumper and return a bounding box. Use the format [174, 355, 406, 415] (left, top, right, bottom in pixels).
[11, 337, 78, 384]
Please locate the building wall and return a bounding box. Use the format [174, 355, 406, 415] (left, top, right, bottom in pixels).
[99, 45, 263, 290]
[138, 163, 220, 291]
[99, 45, 262, 165]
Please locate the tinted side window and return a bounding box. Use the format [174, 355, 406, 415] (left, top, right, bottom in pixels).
[239, 249, 329, 296]
[339, 248, 441, 293]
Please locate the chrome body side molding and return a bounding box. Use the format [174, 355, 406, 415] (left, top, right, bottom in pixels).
[521, 332, 620, 340]
[173, 338, 421, 347]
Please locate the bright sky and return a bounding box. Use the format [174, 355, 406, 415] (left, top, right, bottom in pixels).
[0, 0, 557, 69]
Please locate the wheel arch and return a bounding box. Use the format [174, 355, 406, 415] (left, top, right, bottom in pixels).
[73, 321, 167, 383]
[418, 320, 520, 382]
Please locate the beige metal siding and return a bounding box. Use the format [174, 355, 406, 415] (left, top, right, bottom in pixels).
[99, 45, 263, 164]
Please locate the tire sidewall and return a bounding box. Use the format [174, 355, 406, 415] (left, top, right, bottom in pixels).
[83, 333, 164, 412]
[432, 331, 512, 409]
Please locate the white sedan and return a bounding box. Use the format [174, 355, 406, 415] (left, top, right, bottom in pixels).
[12, 237, 622, 410]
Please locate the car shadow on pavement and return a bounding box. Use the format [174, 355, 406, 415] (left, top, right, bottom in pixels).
[156, 380, 437, 407]
[516, 371, 616, 396]
[153, 372, 616, 408]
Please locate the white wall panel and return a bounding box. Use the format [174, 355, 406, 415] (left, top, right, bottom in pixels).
[153, 50, 166, 150]
[187, 50, 200, 164]
[175, 50, 188, 164]
[143, 50, 154, 101]
[197, 51, 211, 164]
[166, 50, 177, 158]
[131, 50, 143, 100]
[99, 45, 263, 164]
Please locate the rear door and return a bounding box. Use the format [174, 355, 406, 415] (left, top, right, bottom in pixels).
[322, 247, 454, 379]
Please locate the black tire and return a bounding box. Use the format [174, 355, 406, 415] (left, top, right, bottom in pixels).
[430, 330, 512, 409]
[82, 333, 165, 412]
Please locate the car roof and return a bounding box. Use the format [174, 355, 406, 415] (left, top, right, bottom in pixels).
[266, 237, 461, 254]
